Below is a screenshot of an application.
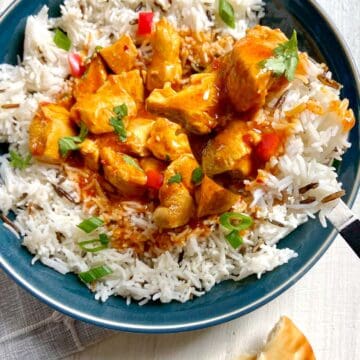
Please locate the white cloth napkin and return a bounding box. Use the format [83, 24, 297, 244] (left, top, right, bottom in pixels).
[0, 270, 113, 360]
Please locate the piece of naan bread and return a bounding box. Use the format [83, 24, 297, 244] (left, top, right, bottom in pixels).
[239, 316, 316, 360]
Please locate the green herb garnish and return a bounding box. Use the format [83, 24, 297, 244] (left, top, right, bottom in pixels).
[99, 233, 110, 245]
[122, 154, 143, 171]
[225, 230, 243, 249]
[58, 122, 88, 157]
[77, 217, 104, 233]
[78, 239, 107, 253]
[110, 104, 128, 142]
[78, 265, 113, 283]
[219, 212, 253, 232]
[168, 173, 182, 184]
[260, 30, 299, 81]
[191, 167, 203, 185]
[9, 151, 31, 170]
[53, 28, 71, 51]
[219, 0, 235, 29]
[78, 233, 110, 253]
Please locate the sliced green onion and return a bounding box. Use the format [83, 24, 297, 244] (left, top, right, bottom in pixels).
[168, 173, 182, 184]
[77, 217, 104, 233]
[53, 28, 71, 51]
[78, 239, 107, 253]
[9, 151, 31, 170]
[78, 265, 113, 283]
[191, 167, 203, 185]
[225, 230, 243, 249]
[219, 0, 235, 29]
[99, 233, 110, 245]
[219, 212, 253, 231]
[95, 45, 103, 52]
[122, 154, 143, 171]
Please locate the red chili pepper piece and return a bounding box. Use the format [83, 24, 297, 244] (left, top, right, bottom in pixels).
[138, 12, 154, 36]
[146, 170, 164, 190]
[68, 53, 86, 78]
[255, 133, 280, 162]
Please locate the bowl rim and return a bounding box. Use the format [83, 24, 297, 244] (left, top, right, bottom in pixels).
[0, 0, 359, 333]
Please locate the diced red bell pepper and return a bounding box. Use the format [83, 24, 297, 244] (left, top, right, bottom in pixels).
[68, 53, 86, 78]
[255, 133, 280, 162]
[146, 170, 164, 190]
[137, 12, 154, 36]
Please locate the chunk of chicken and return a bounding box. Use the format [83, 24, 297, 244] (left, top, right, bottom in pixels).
[195, 176, 239, 217]
[29, 104, 75, 164]
[100, 147, 147, 196]
[99, 35, 138, 74]
[110, 70, 144, 105]
[222, 25, 288, 112]
[79, 139, 100, 171]
[139, 157, 166, 173]
[202, 120, 261, 177]
[146, 73, 219, 134]
[124, 117, 155, 157]
[153, 155, 198, 229]
[71, 77, 137, 134]
[73, 55, 108, 100]
[146, 117, 192, 161]
[146, 18, 182, 91]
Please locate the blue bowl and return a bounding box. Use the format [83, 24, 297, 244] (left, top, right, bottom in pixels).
[0, 0, 359, 333]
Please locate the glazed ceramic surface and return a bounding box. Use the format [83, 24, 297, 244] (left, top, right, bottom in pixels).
[0, 0, 359, 333]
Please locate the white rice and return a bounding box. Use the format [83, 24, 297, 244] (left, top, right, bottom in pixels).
[0, 0, 350, 304]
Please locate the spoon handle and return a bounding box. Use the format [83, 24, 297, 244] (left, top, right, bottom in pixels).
[327, 200, 360, 258]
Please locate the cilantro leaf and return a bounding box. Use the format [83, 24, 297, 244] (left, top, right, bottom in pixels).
[58, 122, 88, 157]
[110, 117, 127, 142]
[110, 104, 128, 142]
[168, 173, 182, 184]
[9, 151, 32, 170]
[219, 0, 235, 29]
[191, 167, 203, 185]
[122, 154, 143, 171]
[260, 30, 299, 81]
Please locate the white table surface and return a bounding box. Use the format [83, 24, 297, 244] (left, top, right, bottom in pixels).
[1, 1, 359, 359]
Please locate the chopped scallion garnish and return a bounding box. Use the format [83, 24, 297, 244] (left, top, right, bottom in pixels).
[9, 151, 31, 170]
[219, 0, 235, 29]
[78, 265, 113, 283]
[78, 239, 108, 253]
[219, 212, 253, 231]
[99, 233, 110, 245]
[77, 217, 104, 233]
[225, 230, 243, 249]
[53, 28, 71, 51]
[168, 173, 182, 184]
[191, 167, 203, 185]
